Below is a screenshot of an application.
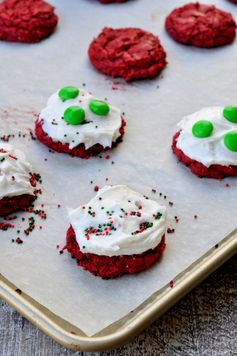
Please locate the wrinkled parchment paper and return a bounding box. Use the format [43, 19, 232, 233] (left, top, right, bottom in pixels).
[1, 0, 237, 336]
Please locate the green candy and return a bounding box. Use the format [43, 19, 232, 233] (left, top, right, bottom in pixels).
[89, 99, 110, 116]
[63, 106, 85, 125]
[224, 131, 237, 152]
[223, 106, 237, 124]
[192, 120, 213, 138]
[58, 86, 79, 102]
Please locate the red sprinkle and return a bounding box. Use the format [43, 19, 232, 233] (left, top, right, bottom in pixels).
[169, 280, 174, 288]
[16, 237, 23, 244]
[94, 186, 99, 192]
[9, 154, 17, 160]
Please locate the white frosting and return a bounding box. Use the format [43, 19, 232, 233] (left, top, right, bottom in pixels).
[0, 143, 34, 199]
[176, 107, 237, 167]
[69, 185, 167, 257]
[39, 88, 122, 149]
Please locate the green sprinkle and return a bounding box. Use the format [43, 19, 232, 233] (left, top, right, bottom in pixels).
[155, 212, 162, 220]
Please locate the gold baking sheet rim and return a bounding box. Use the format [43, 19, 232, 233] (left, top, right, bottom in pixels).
[0, 230, 236, 352]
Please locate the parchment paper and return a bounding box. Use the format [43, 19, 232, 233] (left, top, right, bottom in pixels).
[1, 0, 237, 337]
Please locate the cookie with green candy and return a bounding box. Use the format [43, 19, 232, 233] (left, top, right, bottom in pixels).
[172, 106, 237, 179]
[35, 86, 126, 158]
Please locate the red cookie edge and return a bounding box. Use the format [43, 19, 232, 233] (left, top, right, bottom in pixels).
[0, 194, 36, 217]
[35, 118, 126, 158]
[65, 225, 166, 279]
[172, 130, 237, 179]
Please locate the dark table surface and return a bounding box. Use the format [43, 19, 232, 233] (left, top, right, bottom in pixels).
[0, 255, 236, 356]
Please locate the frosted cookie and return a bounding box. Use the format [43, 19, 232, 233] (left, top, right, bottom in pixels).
[0, 0, 58, 43]
[88, 27, 167, 82]
[35, 86, 126, 158]
[172, 106, 237, 179]
[165, 3, 236, 48]
[0, 144, 38, 216]
[65, 185, 167, 279]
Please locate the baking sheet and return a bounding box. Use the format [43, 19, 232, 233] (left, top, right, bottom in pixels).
[1, 0, 237, 337]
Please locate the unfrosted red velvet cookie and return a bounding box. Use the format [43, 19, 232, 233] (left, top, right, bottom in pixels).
[99, 0, 127, 3]
[165, 2, 236, 48]
[88, 27, 167, 81]
[66, 225, 166, 279]
[0, 0, 58, 43]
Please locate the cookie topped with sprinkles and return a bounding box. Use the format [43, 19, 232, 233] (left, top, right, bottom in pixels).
[65, 185, 167, 278]
[35, 86, 125, 158]
[0, 143, 38, 216]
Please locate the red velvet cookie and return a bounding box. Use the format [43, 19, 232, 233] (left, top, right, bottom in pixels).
[0, 194, 36, 217]
[88, 27, 167, 81]
[172, 131, 237, 179]
[165, 2, 236, 48]
[35, 86, 126, 158]
[35, 118, 126, 159]
[0, 0, 58, 43]
[66, 225, 166, 279]
[0, 144, 39, 216]
[65, 185, 167, 279]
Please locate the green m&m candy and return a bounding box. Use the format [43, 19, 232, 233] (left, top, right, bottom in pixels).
[224, 131, 237, 152]
[223, 106, 237, 124]
[89, 99, 110, 116]
[63, 106, 85, 125]
[58, 86, 79, 102]
[192, 120, 214, 138]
